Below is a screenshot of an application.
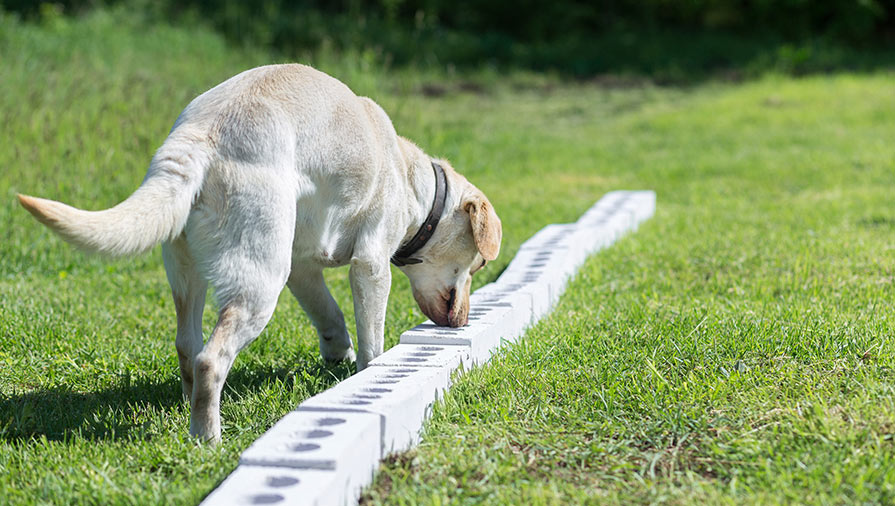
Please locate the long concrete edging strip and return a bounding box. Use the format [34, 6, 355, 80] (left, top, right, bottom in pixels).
[201, 190, 656, 505]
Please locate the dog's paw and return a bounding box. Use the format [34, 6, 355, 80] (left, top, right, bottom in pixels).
[318, 329, 356, 363]
[322, 345, 356, 363]
[189, 419, 222, 445]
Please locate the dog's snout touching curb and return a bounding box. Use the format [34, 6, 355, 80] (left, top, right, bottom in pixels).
[443, 288, 471, 328]
[445, 288, 468, 327]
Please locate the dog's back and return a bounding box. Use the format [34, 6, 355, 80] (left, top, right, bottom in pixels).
[19, 64, 396, 260]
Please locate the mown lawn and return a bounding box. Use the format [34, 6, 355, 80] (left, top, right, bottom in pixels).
[365, 71, 895, 503]
[2, 8, 894, 506]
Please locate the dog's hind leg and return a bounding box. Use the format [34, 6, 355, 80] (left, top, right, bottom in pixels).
[286, 265, 356, 363]
[162, 239, 208, 401]
[187, 186, 295, 443]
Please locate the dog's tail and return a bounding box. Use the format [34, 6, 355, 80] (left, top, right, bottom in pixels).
[18, 136, 212, 257]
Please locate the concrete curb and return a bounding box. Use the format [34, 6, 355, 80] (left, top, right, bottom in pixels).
[200, 190, 656, 506]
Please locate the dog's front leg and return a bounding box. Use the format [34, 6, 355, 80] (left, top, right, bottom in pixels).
[349, 256, 391, 369]
[286, 266, 355, 363]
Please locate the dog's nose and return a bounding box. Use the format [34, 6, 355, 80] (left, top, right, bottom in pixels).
[445, 288, 462, 327]
[447, 288, 456, 311]
[431, 310, 464, 327]
[431, 314, 451, 327]
[445, 289, 469, 327]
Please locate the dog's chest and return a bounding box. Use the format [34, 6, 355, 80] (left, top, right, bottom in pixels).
[291, 201, 358, 268]
[292, 227, 354, 268]
[306, 242, 348, 267]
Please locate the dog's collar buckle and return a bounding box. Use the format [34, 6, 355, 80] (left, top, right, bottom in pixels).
[391, 161, 447, 267]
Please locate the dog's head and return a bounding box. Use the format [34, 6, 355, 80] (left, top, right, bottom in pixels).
[396, 162, 501, 327]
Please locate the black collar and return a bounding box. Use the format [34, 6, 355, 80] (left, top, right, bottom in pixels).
[391, 161, 448, 266]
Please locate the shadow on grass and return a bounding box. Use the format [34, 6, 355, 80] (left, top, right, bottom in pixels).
[0, 356, 354, 443]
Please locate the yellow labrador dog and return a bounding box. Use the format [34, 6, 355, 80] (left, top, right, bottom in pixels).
[18, 64, 501, 443]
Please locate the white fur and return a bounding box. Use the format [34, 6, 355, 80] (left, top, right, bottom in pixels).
[19, 64, 501, 443]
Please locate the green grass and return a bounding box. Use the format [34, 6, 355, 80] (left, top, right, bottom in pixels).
[364, 77, 895, 503]
[2, 7, 895, 506]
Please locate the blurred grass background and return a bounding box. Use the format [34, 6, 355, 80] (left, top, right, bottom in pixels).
[3, 0, 895, 81]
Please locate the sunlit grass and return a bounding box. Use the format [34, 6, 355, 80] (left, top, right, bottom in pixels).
[364, 74, 895, 503]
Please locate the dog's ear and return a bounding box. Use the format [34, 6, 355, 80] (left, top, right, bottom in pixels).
[464, 192, 501, 261]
